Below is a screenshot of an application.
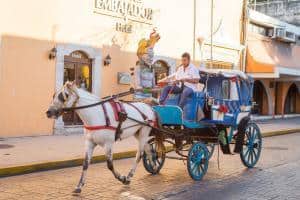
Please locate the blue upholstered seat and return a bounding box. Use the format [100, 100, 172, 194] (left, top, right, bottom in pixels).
[164, 92, 205, 121]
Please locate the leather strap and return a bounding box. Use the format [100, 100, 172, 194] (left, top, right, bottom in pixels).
[109, 101, 119, 121]
[84, 125, 116, 131]
[101, 103, 111, 126]
[127, 103, 147, 120]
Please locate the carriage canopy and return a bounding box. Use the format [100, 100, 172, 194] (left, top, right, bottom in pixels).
[199, 69, 254, 105]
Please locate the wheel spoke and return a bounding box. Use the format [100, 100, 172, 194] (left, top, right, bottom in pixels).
[250, 150, 254, 165]
[247, 149, 252, 164]
[191, 162, 198, 173]
[200, 164, 205, 173]
[156, 158, 161, 166]
[244, 148, 250, 158]
[192, 163, 200, 176]
[252, 148, 258, 160]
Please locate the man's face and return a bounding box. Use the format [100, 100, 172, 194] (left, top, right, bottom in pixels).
[181, 57, 190, 67]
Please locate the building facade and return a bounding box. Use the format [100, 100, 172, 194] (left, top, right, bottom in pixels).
[246, 10, 300, 116]
[250, 0, 300, 26]
[0, 0, 244, 137]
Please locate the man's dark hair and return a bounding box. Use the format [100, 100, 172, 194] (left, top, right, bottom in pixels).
[182, 52, 191, 60]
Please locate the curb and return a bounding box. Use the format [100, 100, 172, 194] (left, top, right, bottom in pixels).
[0, 129, 299, 178]
[262, 128, 300, 137]
[0, 151, 137, 178]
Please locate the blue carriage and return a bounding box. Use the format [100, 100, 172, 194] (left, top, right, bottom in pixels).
[143, 69, 262, 181]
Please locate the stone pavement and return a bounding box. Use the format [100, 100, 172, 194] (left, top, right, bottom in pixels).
[0, 132, 300, 200]
[0, 117, 299, 169]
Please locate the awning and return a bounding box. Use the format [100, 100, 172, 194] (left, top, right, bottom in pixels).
[246, 33, 300, 77]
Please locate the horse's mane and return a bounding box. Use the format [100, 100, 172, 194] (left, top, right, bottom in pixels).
[75, 88, 100, 102]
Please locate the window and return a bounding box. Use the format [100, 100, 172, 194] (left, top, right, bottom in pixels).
[221, 80, 230, 99]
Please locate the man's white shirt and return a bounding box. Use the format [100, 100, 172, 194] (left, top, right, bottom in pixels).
[175, 64, 200, 91]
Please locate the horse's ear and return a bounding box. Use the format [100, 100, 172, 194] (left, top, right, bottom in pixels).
[65, 81, 75, 89]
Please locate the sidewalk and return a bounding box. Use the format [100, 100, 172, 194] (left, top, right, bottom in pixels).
[0, 117, 299, 176]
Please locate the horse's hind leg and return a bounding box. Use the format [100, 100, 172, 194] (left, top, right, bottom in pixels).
[125, 126, 152, 183]
[73, 140, 95, 194]
[105, 143, 128, 184]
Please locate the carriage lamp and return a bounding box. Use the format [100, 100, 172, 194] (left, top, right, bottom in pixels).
[49, 47, 57, 60]
[104, 54, 111, 66]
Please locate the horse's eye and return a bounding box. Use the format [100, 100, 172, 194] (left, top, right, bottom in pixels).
[58, 92, 69, 103]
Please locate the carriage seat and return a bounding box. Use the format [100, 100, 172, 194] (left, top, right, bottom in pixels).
[152, 105, 206, 129]
[164, 91, 206, 121]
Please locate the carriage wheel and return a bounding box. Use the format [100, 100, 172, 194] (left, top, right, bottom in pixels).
[240, 122, 262, 168]
[187, 142, 209, 181]
[143, 138, 166, 175]
[206, 144, 215, 160]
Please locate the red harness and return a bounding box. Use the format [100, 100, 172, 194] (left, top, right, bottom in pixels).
[84, 125, 116, 131]
[83, 101, 155, 131]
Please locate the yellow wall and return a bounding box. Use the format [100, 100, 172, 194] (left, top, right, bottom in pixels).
[0, 35, 55, 136]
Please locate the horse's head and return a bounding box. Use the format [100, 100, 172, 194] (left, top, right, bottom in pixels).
[46, 81, 79, 119]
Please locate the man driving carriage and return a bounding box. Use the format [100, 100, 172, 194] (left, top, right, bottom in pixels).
[159, 52, 200, 108]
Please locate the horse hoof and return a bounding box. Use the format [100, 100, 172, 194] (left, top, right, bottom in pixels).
[73, 188, 82, 194]
[119, 176, 130, 185]
[123, 179, 131, 185]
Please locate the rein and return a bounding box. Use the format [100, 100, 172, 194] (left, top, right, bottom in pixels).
[60, 88, 135, 112]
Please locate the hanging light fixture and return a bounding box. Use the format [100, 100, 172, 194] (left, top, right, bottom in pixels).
[104, 54, 112, 66]
[49, 47, 57, 60]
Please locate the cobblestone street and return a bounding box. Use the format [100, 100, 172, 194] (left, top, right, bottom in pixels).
[1, 132, 300, 200]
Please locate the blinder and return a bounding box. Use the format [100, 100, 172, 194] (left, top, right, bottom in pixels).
[58, 92, 69, 103]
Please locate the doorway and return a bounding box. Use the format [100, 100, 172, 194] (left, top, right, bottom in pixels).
[153, 60, 170, 84]
[252, 80, 269, 115]
[284, 84, 298, 114]
[152, 60, 169, 98]
[63, 51, 92, 125]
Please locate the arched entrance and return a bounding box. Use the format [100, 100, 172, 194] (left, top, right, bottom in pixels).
[252, 80, 269, 115]
[152, 60, 170, 98]
[63, 50, 92, 125]
[152, 60, 170, 84]
[284, 84, 299, 114]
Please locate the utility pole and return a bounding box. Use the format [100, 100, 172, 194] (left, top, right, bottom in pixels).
[193, 0, 197, 62]
[210, 0, 214, 69]
[241, 0, 249, 72]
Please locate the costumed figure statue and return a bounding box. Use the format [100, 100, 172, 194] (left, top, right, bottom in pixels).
[134, 29, 160, 100]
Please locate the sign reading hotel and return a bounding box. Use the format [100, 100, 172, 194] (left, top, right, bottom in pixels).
[94, 0, 153, 25]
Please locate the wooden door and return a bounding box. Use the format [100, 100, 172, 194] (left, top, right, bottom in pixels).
[63, 51, 92, 125]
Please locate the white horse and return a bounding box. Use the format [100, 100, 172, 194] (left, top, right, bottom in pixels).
[46, 82, 156, 193]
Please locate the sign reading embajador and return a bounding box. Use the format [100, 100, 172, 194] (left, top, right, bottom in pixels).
[94, 0, 153, 25]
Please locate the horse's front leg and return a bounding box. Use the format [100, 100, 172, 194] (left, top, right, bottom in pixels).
[73, 139, 96, 194]
[105, 143, 129, 184]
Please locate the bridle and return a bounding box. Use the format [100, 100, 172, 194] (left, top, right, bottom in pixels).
[57, 87, 135, 113]
[58, 86, 80, 112]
